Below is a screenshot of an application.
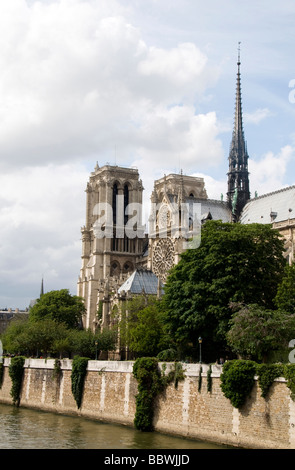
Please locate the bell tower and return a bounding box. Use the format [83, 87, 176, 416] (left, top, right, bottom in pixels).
[77, 163, 145, 330]
[227, 44, 250, 221]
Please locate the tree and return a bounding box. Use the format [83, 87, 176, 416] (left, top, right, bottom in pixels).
[162, 220, 286, 360]
[274, 262, 295, 313]
[29, 289, 85, 329]
[68, 328, 117, 358]
[1, 316, 70, 357]
[128, 302, 172, 357]
[117, 295, 171, 358]
[226, 303, 295, 362]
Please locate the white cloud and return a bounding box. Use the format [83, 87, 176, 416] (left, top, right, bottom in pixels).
[249, 145, 294, 196]
[0, 0, 294, 310]
[244, 108, 274, 125]
[0, 163, 88, 308]
[0, 0, 221, 172]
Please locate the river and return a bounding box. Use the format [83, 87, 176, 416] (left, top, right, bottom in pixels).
[0, 403, 230, 450]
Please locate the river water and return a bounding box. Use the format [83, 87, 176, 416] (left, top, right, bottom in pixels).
[0, 403, 229, 450]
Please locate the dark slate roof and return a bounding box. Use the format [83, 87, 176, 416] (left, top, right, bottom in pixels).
[240, 186, 295, 224]
[118, 269, 162, 295]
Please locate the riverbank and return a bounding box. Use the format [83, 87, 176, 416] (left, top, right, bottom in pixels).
[0, 358, 293, 449]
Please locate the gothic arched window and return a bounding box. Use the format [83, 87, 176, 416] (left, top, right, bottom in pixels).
[113, 183, 118, 224]
[124, 184, 129, 225]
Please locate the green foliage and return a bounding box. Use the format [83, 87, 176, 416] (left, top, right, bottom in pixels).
[133, 357, 185, 431]
[226, 303, 295, 362]
[256, 363, 284, 398]
[220, 360, 256, 408]
[133, 357, 164, 431]
[53, 359, 62, 379]
[71, 356, 89, 409]
[29, 289, 85, 329]
[274, 263, 295, 313]
[162, 221, 285, 360]
[207, 365, 212, 393]
[198, 366, 202, 392]
[164, 361, 185, 389]
[119, 295, 171, 358]
[0, 363, 4, 389]
[1, 315, 116, 359]
[1, 316, 30, 355]
[283, 364, 295, 401]
[68, 328, 116, 358]
[9, 356, 25, 405]
[157, 348, 178, 362]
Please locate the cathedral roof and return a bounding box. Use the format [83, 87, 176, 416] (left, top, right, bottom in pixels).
[188, 198, 231, 223]
[240, 185, 295, 224]
[118, 269, 162, 295]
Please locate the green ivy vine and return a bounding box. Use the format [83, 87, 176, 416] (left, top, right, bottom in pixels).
[133, 357, 185, 432]
[8, 356, 25, 406]
[53, 359, 62, 380]
[0, 363, 4, 389]
[198, 366, 202, 392]
[220, 359, 256, 408]
[283, 364, 295, 400]
[256, 363, 284, 399]
[207, 364, 212, 393]
[71, 356, 89, 409]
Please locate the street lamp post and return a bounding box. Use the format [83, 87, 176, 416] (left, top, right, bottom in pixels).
[198, 337, 202, 364]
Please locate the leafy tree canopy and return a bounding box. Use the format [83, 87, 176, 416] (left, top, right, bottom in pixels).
[226, 303, 295, 362]
[162, 220, 286, 360]
[128, 302, 172, 357]
[274, 262, 295, 313]
[29, 289, 86, 329]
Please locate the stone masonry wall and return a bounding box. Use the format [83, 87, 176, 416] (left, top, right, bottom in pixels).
[0, 358, 294, 449]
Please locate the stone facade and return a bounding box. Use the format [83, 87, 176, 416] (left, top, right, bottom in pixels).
[1, 358, 295, 449]
[77, 165, 230, 332]
[77, 164, 146, 330]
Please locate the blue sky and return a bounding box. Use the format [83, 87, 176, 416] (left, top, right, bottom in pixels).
[1, 0, 295, 309]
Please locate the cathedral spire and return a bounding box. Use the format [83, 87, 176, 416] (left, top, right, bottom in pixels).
[227, 43, 250, 221]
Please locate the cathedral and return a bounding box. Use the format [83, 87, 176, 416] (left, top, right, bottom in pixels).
[77, 52, 295, 336]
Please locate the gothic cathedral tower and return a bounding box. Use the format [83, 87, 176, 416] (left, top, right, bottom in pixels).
[227, 45, 250, 221]
[77, 164, 145, 330]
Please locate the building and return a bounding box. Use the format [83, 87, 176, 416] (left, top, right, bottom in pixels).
[77, 49, 294, 334]
[0, 309, 29, 335]
[240, 186, 295, 264]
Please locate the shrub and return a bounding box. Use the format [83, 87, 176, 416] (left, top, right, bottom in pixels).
[9, 356, 25, 406]
[0, 363, 4, 389]
[284, 364, 295, 401]
[157, 348, 178, 362]
[220, 360, 256, 408]
[256, 363, 284, 399]
[133, 357, 164, 431]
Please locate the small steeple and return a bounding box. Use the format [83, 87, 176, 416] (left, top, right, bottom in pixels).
[227, 43, 250, 222]
[40, 278, 44, 297]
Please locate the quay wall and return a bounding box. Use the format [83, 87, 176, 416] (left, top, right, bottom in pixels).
[0, 358, 294, 449]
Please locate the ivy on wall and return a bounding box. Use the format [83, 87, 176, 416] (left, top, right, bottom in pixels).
[0, 363, 4, 389]
[220, 360, 295, 409]
[283, 364, 295, 400]
[207, 364, 212, 393]
[256, 364, 284, 399]
[133, 357, 185, 432]
[8, 356, 25, 406]
[220, 360, 256, 408]
[71, 356, 89, 409]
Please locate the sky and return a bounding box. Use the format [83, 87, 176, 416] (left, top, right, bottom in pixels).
[1, 0, 295, 309]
